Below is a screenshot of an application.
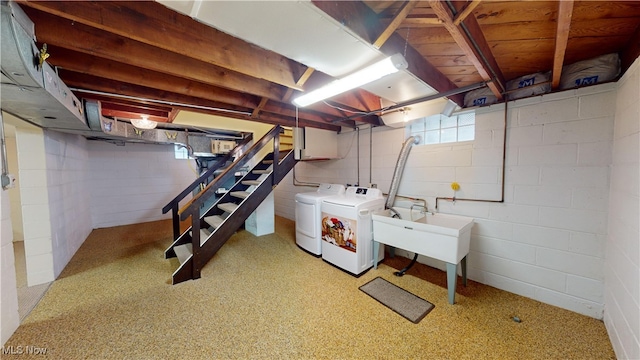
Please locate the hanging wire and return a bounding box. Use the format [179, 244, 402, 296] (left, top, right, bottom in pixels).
[403, 26, 410, 58]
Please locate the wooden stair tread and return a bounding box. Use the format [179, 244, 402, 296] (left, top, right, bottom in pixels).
[218, 202, 239, 213]
[174, 243, 192, 264]
[230, 191, 250, 199]
[252, 169, 271, 174]
[204, 215, 224, 229]
[242, 180, 261, 186]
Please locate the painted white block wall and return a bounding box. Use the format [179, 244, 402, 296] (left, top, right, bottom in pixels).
[275, 82, 618, 319]
[43, 130, 93, 277]
[88, 141, 199, 228]
[5, 134, 23, 242]
[604, 57, 640, 359]
[0, 116, 20, 345]
[15, 127, 55, 286]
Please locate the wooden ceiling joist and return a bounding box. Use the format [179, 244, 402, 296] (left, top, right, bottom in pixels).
[22, 8, 287, 102]
[373, 1, 418, 49]
[18, 0, 306, 90]
[428, 0, 506, 99]
[552, 0, 574, 89]
[311, 0, 465, 106]
[252, 98, 269, 119]
[453, 0, 482, 26]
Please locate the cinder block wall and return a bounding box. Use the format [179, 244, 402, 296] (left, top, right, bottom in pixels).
[87, 141, 198, 228]
[44, 130, 93, 277]
[276, 82, 618, 319]
[604, 58, 640, 359]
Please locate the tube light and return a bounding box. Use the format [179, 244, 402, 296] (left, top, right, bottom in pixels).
[292, 53, 408, 107]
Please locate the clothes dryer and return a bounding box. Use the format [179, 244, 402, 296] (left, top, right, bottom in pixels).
[295, 183, 346, 256]
[320, 187, 385, 275]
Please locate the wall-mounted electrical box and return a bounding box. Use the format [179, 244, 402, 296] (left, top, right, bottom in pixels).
[293, 127, 338, 160]
[212, 140, 236, 154]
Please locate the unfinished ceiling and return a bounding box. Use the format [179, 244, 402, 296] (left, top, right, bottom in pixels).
[7, 1, 640, 132]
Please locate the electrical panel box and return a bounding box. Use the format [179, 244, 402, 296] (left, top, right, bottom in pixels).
[211, 140, 236, 154]
[295, 127, 338, 160]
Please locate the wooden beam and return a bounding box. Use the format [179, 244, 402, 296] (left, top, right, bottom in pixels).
[63, 71, 342, 132]
[373, 1, 418, 49]
[251, 98, 269, 119]
[19, 0, 305, 90]
[23, 8, 288, 102]
[47, 47, 260, 109]
[428, 0, 505, 99]
[311, 1, 464, 106]
[283, 66, 316, 102]
[453, 0, 481, 26]
[400, 16, 443, 27]
[552, 0, 574, 89]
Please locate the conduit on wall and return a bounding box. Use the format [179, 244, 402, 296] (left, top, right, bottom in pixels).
[435, 100, 508, 210]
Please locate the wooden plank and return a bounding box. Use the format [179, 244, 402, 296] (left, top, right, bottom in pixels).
[474, 1, 558, 25]
[23, 8, 288, 102]
[552, 1, 574, 89]
[373, 1, 418, 49]
[428, 0, 506, 97]
[63, 71, 342, 131]
[312, 1, 465, 106]
[19, 0, 305, 90]
[568, 18, 640, 38]
[453, 0, 481, 26]
[251, 98, 269, 119]
[47, 47, 261, 109]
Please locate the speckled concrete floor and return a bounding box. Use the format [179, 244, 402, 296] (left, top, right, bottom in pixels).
[4, 217, 614, 359]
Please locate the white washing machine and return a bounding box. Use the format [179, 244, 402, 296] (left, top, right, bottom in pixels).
[320, 187, 385, 276]
[295, 183, 346, 256]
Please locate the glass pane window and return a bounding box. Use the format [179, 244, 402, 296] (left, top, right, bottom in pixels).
[174, 144, 191, 159]
[405, 110, 475, 146]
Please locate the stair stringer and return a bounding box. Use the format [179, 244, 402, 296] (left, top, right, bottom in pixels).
[170, 150, 296, 284]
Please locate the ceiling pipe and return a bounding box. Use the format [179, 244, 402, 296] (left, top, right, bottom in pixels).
[344, 81, 488, 121]
[444, 0, 506, 94]
[70, 88, 253, 117]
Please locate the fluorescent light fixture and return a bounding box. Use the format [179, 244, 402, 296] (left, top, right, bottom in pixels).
[292, 53, 408, 107]
[131, 115, 157, 130]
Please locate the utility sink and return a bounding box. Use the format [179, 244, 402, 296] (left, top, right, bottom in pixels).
[372, 207, 474, 304]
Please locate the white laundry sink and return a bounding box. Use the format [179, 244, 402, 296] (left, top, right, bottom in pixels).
[372, 208, 474, 304]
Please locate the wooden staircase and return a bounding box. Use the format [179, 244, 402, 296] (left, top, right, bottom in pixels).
[162, 126, 296, 284]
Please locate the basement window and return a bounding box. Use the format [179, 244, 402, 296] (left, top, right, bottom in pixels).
[406, 111, 475, 145]
[174, 144, 192, 159]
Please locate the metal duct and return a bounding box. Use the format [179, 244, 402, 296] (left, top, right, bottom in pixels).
[1, 1, 87, 131]
[385, 135, 420, 209]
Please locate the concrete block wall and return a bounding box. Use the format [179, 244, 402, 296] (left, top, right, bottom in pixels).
[15, 127, 55, 286]
[88, 141, 199, 228]
[43, 131, 93, 277]
[604, 58, 640, 359]
[0, 116, 19, 345]
[275, 83, 617, 319]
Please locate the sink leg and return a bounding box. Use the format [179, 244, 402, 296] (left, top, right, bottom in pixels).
[373, 241, 379, 269]
[446, 262, 457, 304]
[461, 256, 467, 287]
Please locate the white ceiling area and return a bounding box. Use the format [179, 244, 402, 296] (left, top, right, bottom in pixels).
[157, 0, 440, 108]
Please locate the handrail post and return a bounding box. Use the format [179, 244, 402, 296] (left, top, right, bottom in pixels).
[171, 204, 180, 239]
[190, 206, 201, 279]
[273, 130, 280, 185]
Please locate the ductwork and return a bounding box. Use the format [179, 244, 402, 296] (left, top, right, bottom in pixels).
[1, 1, 246, 157]
[1, 1, 87, 132]
[385, 135, 420, 209]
